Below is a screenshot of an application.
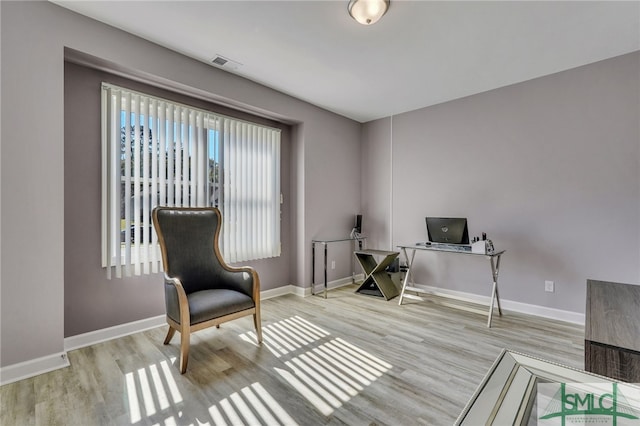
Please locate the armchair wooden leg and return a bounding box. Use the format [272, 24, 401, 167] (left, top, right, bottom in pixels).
[164, 326, 176, 345]
[254, 312, 263, 344]
[179, 327, 190, 374]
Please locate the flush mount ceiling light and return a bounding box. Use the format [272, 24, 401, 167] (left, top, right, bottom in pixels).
[348, 0, 390, 25]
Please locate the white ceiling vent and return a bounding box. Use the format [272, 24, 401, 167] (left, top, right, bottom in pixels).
[211, 54, 242, 70]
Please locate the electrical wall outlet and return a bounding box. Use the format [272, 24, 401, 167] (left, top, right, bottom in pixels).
[331, 260, 336, 270]
[545, 280, 555, 293]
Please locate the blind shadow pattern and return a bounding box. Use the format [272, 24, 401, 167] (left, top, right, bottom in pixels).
[240, 316, 392, 417]
[124, 358, 184, 424]
[123, 316, 392, 425]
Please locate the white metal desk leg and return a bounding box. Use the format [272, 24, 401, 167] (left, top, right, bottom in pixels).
[487, 254, 503, 327]
[351, 240, 356, 284]
[311, 242, 316, 296]
[323, 243, 328, 299]
[493, 254, 502, 315]
[399, 248, 416, 305]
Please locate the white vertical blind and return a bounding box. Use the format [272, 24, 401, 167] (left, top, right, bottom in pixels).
[102, 83, 281, 277]
[149, 98, 159, 275]
[222, 118, 281, 263]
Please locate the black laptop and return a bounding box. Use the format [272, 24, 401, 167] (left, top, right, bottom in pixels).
[426, 217, 470, 245]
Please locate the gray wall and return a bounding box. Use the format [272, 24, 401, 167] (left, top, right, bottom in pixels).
[362, 52, 640, 314]
[1, 1, 361, 367]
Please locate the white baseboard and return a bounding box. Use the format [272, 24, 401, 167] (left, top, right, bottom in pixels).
[1, 277, 582, 385]
[64, 284, 310, 354]
[501, 298, 585, 325]
[407, 283, 585, 325]
[261, 284, 301, 299]
[306, 274, 364, 297]
[0, 351, 70, 386]
[64, 315, 167, 353]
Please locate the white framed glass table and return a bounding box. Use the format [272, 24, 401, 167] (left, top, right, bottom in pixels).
[311, 236, 366, 298]
[397, 243, 505, 327]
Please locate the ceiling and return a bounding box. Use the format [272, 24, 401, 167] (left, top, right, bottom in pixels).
[52, 1, 640, 123]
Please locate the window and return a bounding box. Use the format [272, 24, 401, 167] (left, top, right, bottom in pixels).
[102, 83, 281, 278]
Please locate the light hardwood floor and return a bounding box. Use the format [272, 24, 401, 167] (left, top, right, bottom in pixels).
[1, 285, 584, 425]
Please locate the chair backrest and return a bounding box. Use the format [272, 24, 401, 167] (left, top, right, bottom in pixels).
[153, 207, 227, 294]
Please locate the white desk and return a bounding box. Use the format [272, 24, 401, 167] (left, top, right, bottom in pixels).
[397, 243, 505, 327]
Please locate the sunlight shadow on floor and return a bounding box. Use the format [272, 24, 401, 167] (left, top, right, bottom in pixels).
[242, 315, 393, 417]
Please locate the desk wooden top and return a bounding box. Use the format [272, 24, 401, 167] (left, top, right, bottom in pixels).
[355, 249, 399, 256]
[586, 279, 640, 352]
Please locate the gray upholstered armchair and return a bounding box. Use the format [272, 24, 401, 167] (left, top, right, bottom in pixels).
[152, 206, 262, 373]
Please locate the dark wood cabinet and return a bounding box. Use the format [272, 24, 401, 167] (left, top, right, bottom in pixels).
[585, 279, 640, 382]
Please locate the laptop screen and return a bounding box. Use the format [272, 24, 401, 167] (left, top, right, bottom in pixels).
[426, 217, 470, 244]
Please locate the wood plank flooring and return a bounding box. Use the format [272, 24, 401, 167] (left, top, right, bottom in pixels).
[1, 284, 584, 425]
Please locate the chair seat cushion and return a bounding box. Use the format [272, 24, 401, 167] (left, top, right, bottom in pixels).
[186, 289, 255, 325]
